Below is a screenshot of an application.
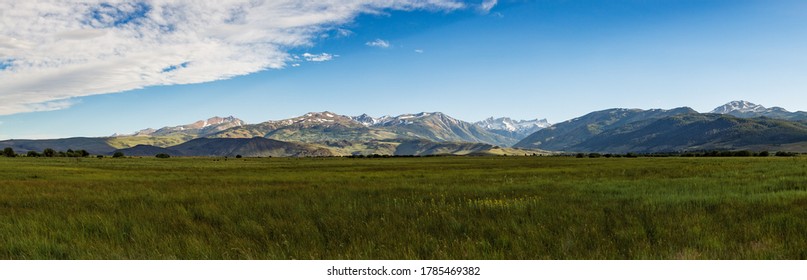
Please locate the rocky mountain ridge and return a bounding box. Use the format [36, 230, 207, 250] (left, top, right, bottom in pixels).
[4, 101, 807, 156]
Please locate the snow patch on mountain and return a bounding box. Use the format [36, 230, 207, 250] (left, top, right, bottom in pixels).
[707, 101, 807, 121]
[710, 101, 767, 114]
[475, 117, 551, 133]
[130, 116, 244, 137]
[352, 112, 449, 127]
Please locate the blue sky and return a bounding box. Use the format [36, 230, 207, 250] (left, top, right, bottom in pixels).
[1, 0, 806, 139]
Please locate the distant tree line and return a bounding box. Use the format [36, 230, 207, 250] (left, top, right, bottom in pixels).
[3, 147, 92, 158]
[572, 150, 799, 158]
[2, 146, 800, 159]
[346, 154, 449, 158]
[348, 154, 403, 158]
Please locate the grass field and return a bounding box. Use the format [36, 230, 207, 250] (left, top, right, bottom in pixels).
[0, 156, 805, 259]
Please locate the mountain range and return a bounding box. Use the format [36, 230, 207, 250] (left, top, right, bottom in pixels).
[474, 117, 551, 139]
[515, 107, 698, 151]
[709, 100, 807, 121]
[2, 101, 807, 156]
[514, 101, 807, 153]
[130, 116, 245, 138]
[208, 111, 521, 147]
[1, 111, 549, 157]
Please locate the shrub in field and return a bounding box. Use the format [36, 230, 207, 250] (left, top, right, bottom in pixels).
[43, 148, 56, 157]
[64, 149, 89, 157]
[155, 153, 171, 158]
[3, 147, 15, 157]
[112, 152, 125, 158]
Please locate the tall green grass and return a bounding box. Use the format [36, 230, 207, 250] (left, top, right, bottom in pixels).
[0, 156, 805, 259]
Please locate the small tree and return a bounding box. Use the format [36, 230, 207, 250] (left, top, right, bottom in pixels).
[758, 151, 770, 157]
[3, 147, 16, 157]
[775, 151, 796, 157]
[27, 151, 41, 157]
[155, 153, 170, 158]
[3, 147, 15, 157]
[43, 148, 55, 157]
[112, 151, 124, 158]
[235, 154, 242, 159]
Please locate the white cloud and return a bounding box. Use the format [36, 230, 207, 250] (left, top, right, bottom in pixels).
[480, 0, 498, 13]
[336, 28, 354, 38]
[0, 0, 466, 115]
[414, 49, 425, 53]
[366, 39, 391, 48]
[303, 53, 334, 62]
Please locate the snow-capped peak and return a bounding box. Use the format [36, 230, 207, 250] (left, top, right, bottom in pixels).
[351, 114, 383, 126]
[710, 101, 767, 114]
[292, 112, 351, 124]
[475, 117, 550, 132]
[126, 116, 243, 137]
[352, 112, 448, 126]
[706, 101, 807, 120]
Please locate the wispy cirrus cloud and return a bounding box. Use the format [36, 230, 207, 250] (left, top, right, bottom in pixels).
[303, 53, 335, 62]
[366, 39, 391, 48]
[0, 0, 466, 115]
[480, 0, 498, 13]
[335, 28, 354, 38]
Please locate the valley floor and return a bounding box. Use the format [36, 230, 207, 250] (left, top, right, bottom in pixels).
[0, 156, 805, 259]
